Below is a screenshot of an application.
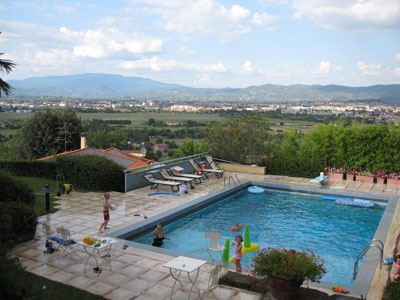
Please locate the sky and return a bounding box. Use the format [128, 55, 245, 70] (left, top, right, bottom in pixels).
[1, 0, 400, 88]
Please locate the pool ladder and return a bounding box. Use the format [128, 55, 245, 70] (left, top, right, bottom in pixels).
[353, 239, 383, 280]
[224, 175, 241, 187]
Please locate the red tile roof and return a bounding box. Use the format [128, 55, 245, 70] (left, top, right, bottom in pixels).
[39, 147, 155, 169]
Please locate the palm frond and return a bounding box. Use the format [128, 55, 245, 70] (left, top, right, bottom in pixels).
[0, 78, 13, 96]
[0, 53, 16, 74]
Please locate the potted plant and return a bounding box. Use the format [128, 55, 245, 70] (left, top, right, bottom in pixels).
[346, 169, 357, 181]
[356, 170, 374, 183]
[324, 167, 343, 180]
[251, 248, 326, 300]
[387, 173, 400, 186]
[376, 170, 388, 184]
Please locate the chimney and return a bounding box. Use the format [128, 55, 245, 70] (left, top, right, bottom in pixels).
[80, 133, 87, 149]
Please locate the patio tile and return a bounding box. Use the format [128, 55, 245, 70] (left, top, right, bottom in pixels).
[114, 253, 139, 264]
[139, 270, 168, 282]
[118, 264, 146, 277]
[85, 281, 115, 296]
[100, 272, 131, 286]
[124, 278, 154, 292]
[106, 287, 140, 300]
[47, 270, 77, 283]
[29, 264, 58, 277]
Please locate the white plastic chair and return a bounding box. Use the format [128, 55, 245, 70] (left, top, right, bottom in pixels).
[205, 231, 225, 261]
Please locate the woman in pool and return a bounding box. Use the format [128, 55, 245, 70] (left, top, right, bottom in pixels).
[152, 222, 170, 247]
[390, 254, 400, 282]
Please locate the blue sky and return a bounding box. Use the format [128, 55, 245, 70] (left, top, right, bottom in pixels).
[1, 0, 400, 88]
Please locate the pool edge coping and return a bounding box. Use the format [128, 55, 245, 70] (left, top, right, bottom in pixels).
[108, 180, 398, 297]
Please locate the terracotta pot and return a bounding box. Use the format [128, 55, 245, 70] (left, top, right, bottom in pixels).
[328, 173, 343, 180]
[376, 178, 386, 184]
[356, 176, 374, 183]
[387, 178, 400, 186]
[346, 174, 355, 181]
[270, 279, 303, 300]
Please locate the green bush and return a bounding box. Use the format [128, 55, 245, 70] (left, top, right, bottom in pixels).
[383, 279, 400, 300]
[0, 170, 35, 206]
[0, 159, 57, 179]
[0, 201, 37, 244]
[55, 155, 124, 192]
[0, 155, 125, 192]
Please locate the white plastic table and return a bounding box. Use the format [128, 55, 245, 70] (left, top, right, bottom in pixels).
[163, 256, 207, 300]
[77, 237, 118, 274]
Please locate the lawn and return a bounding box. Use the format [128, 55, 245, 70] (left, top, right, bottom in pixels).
[15, 176, 94, 216]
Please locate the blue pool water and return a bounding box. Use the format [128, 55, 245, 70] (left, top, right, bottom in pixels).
[133, 189, 384, 285]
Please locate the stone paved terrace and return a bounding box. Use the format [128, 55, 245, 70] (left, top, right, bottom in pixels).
[7, 173, 400, 300]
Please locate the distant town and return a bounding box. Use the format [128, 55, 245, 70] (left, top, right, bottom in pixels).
[1, 96, 399, 125]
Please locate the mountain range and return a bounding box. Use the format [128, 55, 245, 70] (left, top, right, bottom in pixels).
[8, 73, 400, 104]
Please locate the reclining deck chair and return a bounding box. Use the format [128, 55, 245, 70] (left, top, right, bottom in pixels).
[143, 174, 181, 192]
[189, 159, 224, 179]
[205, 156, 224, 172]
[159, 170, 195, 188]
[169, 167, 204, 184]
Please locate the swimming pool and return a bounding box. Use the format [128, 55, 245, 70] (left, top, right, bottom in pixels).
[132, 188, 384, 286]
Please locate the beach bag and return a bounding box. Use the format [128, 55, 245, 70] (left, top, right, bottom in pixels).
[179, 184, 189, 194]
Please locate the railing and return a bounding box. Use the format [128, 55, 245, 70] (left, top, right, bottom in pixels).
[353, 239, 383, 280]
[224, 174, 241, 187]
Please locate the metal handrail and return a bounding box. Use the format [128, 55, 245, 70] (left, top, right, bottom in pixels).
[353, 239, 384, 280]
[224, 175, 241, 187]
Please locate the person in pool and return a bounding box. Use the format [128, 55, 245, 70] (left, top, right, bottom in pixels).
[152, 222, 170, 247]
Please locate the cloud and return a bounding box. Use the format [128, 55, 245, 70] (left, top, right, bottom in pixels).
[60, 27, 164, 58]
[312, 60, 331, 75]
[357, 61, 382, 76]
[395, 53, 400, 61]
[251, 12, 277, 28]
[54, 5, 75, 14]
[179, 46, 194, 56]
[292, 0, 400, 30]
[140, 0, 277, 41]
[120, 57, 227, 73]
[395, 67, 400, 77]
[241, 60, 254, 75]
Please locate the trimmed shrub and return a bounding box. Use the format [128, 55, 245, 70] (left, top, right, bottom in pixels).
[0, 170, 35, 206]
[55, 155, 124, 192]
[0, 201, 37, 244]
[0, 159, 56, 179]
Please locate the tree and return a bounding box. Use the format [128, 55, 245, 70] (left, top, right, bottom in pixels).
[86, 129, 128, 149]
[204, 114, 270, 164]
[172, 140, 208, 159]
[0, 53, 15, 97]
[18, 109, 83, 159]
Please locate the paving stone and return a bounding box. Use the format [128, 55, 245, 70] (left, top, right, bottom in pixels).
[118, 264, 146, 277]
[139, 270, 168, 282]
[47, 270, 77, 283]
[100, 272, 130, 286]
[124, 278, 153, 291]
[85, 281, 115, 296]
[66, 275, 96, 289]
[106, 287, 140, 300]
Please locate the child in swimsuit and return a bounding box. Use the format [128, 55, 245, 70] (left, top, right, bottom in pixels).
[99, 193, 111, 233]
[235, 235, 243, 273]
[390, 254, 400, 282]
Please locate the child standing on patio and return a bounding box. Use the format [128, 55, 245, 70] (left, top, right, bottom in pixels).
[99, 193, 111, 233]
[235, 235, 243, 272]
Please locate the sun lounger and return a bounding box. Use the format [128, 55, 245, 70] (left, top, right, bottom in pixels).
[310, 175, 329, 185]
[159, 170, 195, 188]
[143, 174, 181, 192]
[205, 155, 223, 171]
[170, 167, 204, 184]
[189, 159, 224, 178]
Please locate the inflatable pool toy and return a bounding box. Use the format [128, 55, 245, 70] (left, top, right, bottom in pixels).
[332, 285, 349, 294]
[248, 186, 264, 193]
[321, 195, 374, 208]
[222, 238, 230, 262]
[231, 226, 236, 231]
[110, 204, 117, 211]
[228, 224, 260, 263]
[147, 192, 180, 196]
[201, 164, 205, 169]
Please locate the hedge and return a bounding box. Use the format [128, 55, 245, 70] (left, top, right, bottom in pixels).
[0, 170, 35, 206]
[0, 201, 37, 244]
[0, 155, 125, 192]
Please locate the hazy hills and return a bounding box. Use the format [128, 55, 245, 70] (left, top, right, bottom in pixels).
[8, 73, 400, 104]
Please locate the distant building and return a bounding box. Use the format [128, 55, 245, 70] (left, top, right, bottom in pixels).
[39, 134, 154, 169]
[153, 143, 169, 153]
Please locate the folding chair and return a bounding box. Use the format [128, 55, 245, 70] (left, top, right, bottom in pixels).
[198, 264, 222, 299]
[53, 226, 80, 259]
